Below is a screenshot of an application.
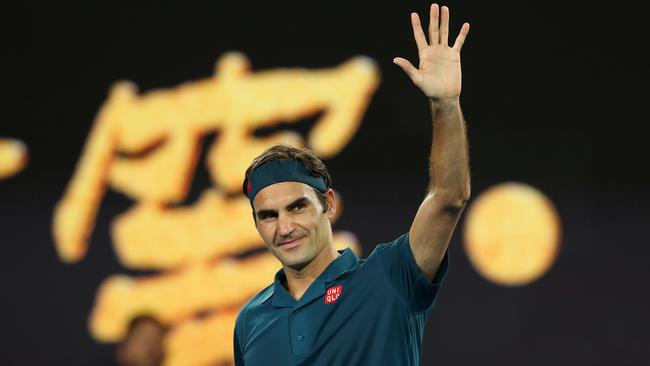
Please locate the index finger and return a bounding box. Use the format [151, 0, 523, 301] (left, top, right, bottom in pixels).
[411, 12, 428, 52]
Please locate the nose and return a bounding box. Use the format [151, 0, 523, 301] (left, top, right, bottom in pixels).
[277, 212, 296, 238]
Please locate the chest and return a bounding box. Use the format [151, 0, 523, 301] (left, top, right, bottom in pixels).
[242, 264, 409, 363]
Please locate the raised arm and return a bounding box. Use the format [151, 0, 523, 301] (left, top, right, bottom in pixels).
[393, 4, 471, 281]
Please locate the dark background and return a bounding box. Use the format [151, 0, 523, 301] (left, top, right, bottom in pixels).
[1, 1, 648, 365]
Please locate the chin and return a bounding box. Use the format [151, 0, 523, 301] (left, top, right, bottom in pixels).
[286, 261, 310, 271]
[282, 252, 313, 271]
[285, 251, 310, 266]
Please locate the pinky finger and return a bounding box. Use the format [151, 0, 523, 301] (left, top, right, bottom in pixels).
[452, 23, 470, 52]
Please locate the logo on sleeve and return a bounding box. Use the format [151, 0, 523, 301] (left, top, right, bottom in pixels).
[324, 285, 342, 304]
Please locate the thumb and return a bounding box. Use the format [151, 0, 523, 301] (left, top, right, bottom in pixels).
[393, 57, 418, 82]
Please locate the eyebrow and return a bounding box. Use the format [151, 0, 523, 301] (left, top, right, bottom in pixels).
[256, 197, 310, 219]
[286, 197, 309, 210]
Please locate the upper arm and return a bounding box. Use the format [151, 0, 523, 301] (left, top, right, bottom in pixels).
[234, 332, 244, 366]
[409, 190, 467, 281]
[233, 311, 245, 366]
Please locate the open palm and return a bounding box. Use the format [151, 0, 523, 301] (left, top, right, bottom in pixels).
[394, 4, 469, 101]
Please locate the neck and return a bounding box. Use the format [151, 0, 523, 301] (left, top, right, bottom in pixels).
[283, 243, 339, 301]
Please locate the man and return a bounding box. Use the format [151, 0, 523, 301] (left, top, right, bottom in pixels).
[116, 315, 166, 366]
[234, 3, 470, 365]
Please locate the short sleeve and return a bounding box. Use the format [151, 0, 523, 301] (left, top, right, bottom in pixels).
[374, 232, 449, 313]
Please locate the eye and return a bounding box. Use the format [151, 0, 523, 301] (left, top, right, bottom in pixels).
[291, 204, 304, 212]
[258, 212, 277, 221]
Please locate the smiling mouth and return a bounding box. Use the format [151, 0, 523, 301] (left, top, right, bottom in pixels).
[278, 236, 304, 249]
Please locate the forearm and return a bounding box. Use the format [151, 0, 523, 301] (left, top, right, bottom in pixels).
[427, 98, 471, 204]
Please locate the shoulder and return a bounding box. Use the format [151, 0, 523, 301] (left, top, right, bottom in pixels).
[235, 283, 274, 332]
[245, 283, 275, 310]
[368, 232, 410, 259]
[367, 232, 449, 313]
[364, 233, 412, 281]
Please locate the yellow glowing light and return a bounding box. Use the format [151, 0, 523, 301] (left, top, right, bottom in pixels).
[0, 138, 28, 179]
[53, 51, 379, 265]
[463, 182, 562, 286]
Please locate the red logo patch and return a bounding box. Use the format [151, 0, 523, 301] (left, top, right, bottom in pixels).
[324, 285, 342, 304]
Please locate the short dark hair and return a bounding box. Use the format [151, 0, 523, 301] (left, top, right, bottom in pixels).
[244, 144, 332, 213]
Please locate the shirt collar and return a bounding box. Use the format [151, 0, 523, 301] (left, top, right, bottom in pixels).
[261, 247, 359, 307]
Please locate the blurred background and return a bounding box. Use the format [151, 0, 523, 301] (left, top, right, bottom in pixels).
[1, 1, 648, 365]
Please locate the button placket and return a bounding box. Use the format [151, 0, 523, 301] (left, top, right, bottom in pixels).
[290, 306, 310, 356]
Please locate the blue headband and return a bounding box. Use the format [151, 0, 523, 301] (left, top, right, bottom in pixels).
[244, 159, 327, 204]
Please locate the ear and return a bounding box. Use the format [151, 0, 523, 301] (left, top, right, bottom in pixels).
[325, 188, 337, 220]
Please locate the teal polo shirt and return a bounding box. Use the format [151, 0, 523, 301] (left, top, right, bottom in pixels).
[233, 232, 449, 366]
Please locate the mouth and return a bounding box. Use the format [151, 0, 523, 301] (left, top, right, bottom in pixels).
[277, 236, 305, 249]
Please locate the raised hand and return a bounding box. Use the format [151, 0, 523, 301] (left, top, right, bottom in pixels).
[393, 4, 469, 102]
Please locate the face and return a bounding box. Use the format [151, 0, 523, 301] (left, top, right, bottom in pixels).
[252, 182, 335, 271]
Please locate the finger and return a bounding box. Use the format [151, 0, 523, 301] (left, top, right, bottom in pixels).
[411, 12, 428, 52]
[393, 57, 419, 81]
[428, 3, 440, 45]
[452, 22, 470, 52]
[440, 6, 449, 46]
